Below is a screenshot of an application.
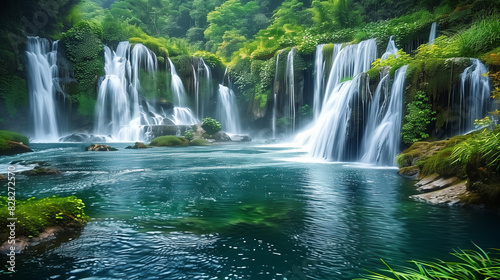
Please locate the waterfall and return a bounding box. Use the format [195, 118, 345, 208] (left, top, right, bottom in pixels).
[95, 42, 164, 141]
[167, 58, 199, 125]
[296, 39, 377, 161]
[313, 44, 325, 121]
[323, 39, 377, 101]
[216, 84, 241, 133]
[26, 37, 62, 142]
[285, 48, 296, 137]
[381, 36, 398, 61]
[193, 58, 212, 119]
[361, 65, 408, 165]
[192, 58, 211, 118]
[313, 44, 343, 120]
[428, 22, 437, 45]
[272, 54, 280, 138]
[95, 42, 132, 138]
[457, 58, 491, 134]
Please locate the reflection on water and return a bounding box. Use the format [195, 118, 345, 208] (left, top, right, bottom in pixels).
[1, 143, 500, 279]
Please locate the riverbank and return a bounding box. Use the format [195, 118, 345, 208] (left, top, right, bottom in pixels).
[397, 125, 500, 207]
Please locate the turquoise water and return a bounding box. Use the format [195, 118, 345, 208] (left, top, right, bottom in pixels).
[2, 143, 500, 279]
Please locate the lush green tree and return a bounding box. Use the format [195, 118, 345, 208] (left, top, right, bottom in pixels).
[205, 0, 260, 45]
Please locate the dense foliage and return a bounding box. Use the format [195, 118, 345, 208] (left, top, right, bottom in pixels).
[201, 117, 222, 135]
[401, 91, 435, 145]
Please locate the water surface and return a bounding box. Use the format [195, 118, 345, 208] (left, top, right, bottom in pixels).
[2, 143, 499, 279]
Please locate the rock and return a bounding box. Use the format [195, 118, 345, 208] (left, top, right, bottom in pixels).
[59, 133, 109, 143]
[397, 166, 420, 178]
[416, 176, 460, 192]
[21, 166, 62, 176]
[415, 174, 441, 187]
[0, 226, 79, 254]
[125, 142, 148, 149]
[213, 131, 232, 142]
[230, 135, 252, 142]
[410, 181, 469, 206]
[85, 144, 118, 151]
[1, 141, 33, 156]
[0, 174, 6, 180]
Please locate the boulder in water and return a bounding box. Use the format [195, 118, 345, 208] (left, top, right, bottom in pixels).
[213, 131, 232, 142]
[230, 135, 252, 142]
[21, 166, 62, 176]
[59, 133, 109, 143]
[125, 142, 148, 149]
[0, 174, 6, 180]
[1, 141, 33, 156]
[85, 144, 118, 151]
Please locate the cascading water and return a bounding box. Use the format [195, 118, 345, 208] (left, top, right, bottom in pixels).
[313, 44, 325, 121]
[192, 58, 212, 118]
[216, 84, 241, 133]
[285, 48, 296, 137]
[95, 42, 132, 138]
[297, 39, 378, 161]
[272, 54, 280, 138]
[381, 36, 398, 61]
[323, 39, 377, 100]
[95, 42, 164, 141]
[313, 44, 343, 120]
[429, 22, 437, 45]
[456, 58, 491, 134]
[167, 58, 199, 125]
[26, 37, 62, 142]
[361, 65, 408, 165]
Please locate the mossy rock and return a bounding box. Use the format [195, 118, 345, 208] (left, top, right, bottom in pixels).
[21, 166, 62, 176]
[0, 196, 89, 238]
[0, 130, 32, 156]
[149, 136, 189, 147]
[189, 139, 209, 146]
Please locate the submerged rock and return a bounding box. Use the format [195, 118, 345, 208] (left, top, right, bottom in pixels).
[125, 142, 148, 149]
[85, 144, 118, 151]
[21, 166, 62, 176]
[0, 174, 6, 180]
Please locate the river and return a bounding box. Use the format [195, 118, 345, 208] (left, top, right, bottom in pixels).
[2, 143, 500, 279]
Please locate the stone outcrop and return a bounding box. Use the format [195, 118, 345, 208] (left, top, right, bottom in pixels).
[85, 144, 118, 151]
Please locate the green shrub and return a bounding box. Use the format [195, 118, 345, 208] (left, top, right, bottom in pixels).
[201, 117, 222, 135]
[184, 129, 194, 141]
[149, 136, 189, 147]
[0, 196, 89, 237]
[401, 91, 435, 145]
[0, 130, 29, 150]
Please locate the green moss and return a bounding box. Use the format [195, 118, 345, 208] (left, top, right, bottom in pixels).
[0, 130, 29, 150]
[0, 196, 89, 238]
[149, 136, 189, 147]
[77, 95, 96, 118]
[189, 138, 209, 146]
